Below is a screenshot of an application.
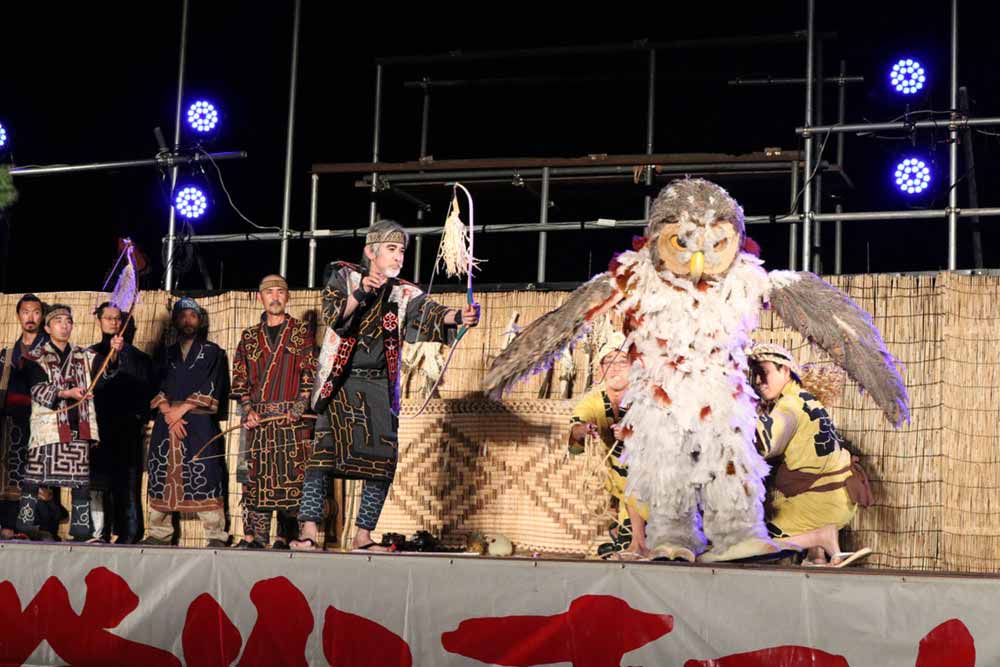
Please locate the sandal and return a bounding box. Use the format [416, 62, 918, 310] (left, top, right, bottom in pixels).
[352, 541, 396, 553]
[802, 547, 873, 568]
[290, 537, 319, 551]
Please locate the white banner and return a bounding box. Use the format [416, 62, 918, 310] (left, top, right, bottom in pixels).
[0, 543, 989, 666]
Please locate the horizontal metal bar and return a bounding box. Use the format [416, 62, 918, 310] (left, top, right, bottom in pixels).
[312, 151, 802, 175]
[174, 206, 1000, 246]
[796, 116, 1000, 136]
[811, 207, 1000, 222]
[376, 33, 837, 66]
[9, 150, 247, 177]
[728, 75, 864, 86]
[362, 162, 808, 186]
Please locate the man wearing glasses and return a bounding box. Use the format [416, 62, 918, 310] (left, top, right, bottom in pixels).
[568, 332, 650, 559]
[88, 302, 154, 542]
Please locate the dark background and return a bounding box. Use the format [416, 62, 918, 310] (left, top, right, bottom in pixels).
[4, 2, 999, 292]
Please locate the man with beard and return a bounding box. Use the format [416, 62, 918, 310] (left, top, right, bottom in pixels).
[0, 295, 49, 538]
[88, 302, 154, 543]
[143, 297, 230, 547]
[231, 275, 316, 549]
[291, 219, 480, 551]
[17, 304, 122, 541]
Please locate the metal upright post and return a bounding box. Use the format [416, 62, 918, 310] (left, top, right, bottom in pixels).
[813, 38, 824, 274]
[369, 64, 384, 226]
[279, 0, 302, 277]
[834, 203, 843, 274]
[789, 160, 799, 270]
[834, 59, 847, 273]
[308, 173, 319, 288]
[948, 0, 960, 270]
[644, 49, 657, 218]
[801, 0, 816, 272]
[538, 167, 550, 283]
[164, 0, 190, 290]
[414, 80, 431, 283]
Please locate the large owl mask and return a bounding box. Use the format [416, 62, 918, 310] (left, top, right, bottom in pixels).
[646, 179, 745, 283]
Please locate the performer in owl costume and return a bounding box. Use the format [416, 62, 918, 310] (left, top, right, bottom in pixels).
[485, 179, 908, 562]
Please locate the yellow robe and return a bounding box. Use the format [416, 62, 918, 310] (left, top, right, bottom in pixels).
[569, 388, 649, 524]
[757, 380, 856, 536]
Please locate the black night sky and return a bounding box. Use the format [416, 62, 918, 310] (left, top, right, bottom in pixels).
[4, 2, 1000, 293]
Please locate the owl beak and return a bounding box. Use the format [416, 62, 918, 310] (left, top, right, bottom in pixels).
[689, 251, 705, 283]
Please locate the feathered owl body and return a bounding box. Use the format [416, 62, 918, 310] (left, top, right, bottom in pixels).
[614, 247, 772, 556]
[484, 178, 909, 561]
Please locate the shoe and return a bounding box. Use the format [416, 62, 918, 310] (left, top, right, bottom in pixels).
[235, 538, 265, 549]
[271, 539, 291, 550]
[206, 538, 229, 549]
[139, 535, 172, 546]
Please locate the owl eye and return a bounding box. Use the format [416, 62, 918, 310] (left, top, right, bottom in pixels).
[670, 235, 686, 250]
[713, 237, 729, 252]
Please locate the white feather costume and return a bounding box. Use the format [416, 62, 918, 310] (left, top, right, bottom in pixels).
[614, 248, 771, 556]
[484, 178, 908, 561]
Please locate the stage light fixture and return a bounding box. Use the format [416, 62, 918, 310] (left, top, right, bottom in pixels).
[186, 100, 219, 134]
[174, 185, 209, 219]
[890, 58, 926, 95]
[894, 157, 931, 195]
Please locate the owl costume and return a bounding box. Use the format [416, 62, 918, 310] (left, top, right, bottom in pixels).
[485, 179, 908, 562]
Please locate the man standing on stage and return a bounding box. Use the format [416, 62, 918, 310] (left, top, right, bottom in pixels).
[231, 274, 316, 549]
[143, 297, 230, 548]
[17, 304, 121, 541]
[292, 219, 480, 551]
[89, 301, 154, 543]
[0, 295, 48, 539]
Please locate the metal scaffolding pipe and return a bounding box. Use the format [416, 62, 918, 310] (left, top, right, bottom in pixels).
[836, 60, 847, 168]
[788, 160, 799, 270]
[644, 49, 657, 219]
[538, 167, 550, 283]
[834, 203, 843, 275]
[728, 75, 864, 86]
[948, 0, 960, 270]
[172, 207, 1000, 246]
[9, 151, 247, 177]
[413, 81, 432, 284]
[308, 174, 319, 288]
[368, 64, 384, 226]
[376, 32, 837, 66]
[164, 0, 190, 291]
[360, 161, 806, 186]
[279, 0, 302, 277]
[801, 0, 816, 272]
[797, 115, 1000, 136]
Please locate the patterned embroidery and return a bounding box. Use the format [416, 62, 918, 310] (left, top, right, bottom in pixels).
[332, 337, 357, 378]
[383, 312, 398, 332]
[320, 380, 333, 399]
[384, 332, 401, 414]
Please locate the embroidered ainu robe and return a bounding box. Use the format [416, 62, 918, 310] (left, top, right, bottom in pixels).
[310, 261, 454, 482]
[147, 339, 230, 513]
[231, 314, 316, 510]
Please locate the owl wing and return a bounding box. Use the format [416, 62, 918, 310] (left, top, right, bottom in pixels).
[768, 270, 909, 427]
[483, 272, 622, 398]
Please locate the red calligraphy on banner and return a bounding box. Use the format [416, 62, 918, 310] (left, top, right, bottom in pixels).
[915, 619, 975, 667]
[440, 594, 674, 667]
[183, 594, 242, 667]
[683, 646, 848, 667]
[0, 566, 180, 667]
[323, 605, 413, 667]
